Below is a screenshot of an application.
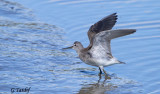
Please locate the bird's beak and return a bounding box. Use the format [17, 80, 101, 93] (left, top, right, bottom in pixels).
[62, 46, 73, 49]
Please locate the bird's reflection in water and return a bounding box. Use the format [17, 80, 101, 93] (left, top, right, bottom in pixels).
[77, 74, 118, 94]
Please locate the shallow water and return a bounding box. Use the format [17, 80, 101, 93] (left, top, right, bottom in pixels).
[0, 0, 160, 94]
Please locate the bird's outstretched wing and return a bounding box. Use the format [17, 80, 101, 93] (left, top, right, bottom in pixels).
[90, 29, 136, 56]
[86, 13, 117, 50]
[87, 13, 117, 42]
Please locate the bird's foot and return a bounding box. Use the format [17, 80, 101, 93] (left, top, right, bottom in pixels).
[103, 69, 111, 79]
[105, 74, 111, 80]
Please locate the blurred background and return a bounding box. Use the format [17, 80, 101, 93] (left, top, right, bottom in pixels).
[0, 0, 160, 94]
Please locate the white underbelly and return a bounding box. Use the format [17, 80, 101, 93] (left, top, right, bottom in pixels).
[85, 57, 119, 67]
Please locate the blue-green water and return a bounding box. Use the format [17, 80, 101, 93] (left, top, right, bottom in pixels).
[0, 0, 160, 94]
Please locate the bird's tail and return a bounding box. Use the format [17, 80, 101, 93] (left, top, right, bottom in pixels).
[118, 60, 126, 64]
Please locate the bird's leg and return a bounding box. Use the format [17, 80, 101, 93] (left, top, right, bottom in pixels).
[99, 66, 111, 79]
[98, 66, 102, 80]
[98, 67, 102, 76]
[102, 68, 111, 79]
[102, 68, 107, 75]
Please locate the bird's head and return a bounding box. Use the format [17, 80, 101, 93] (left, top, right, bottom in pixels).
[63, 41, 84, 53]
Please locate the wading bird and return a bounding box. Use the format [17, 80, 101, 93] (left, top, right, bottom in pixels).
[64, 13, 136, 78]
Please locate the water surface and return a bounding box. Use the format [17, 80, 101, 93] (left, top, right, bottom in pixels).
[0, 0, 160, 94]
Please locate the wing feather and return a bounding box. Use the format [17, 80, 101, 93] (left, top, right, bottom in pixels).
[87, 13, 117, 42]
[89, 29, 136, 56]
[86, 13, 117, 51]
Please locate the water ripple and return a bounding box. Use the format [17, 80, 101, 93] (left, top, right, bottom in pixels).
[0, 0, 160, 94]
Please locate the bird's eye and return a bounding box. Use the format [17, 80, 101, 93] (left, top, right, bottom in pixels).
[74, 44, 76, 46]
